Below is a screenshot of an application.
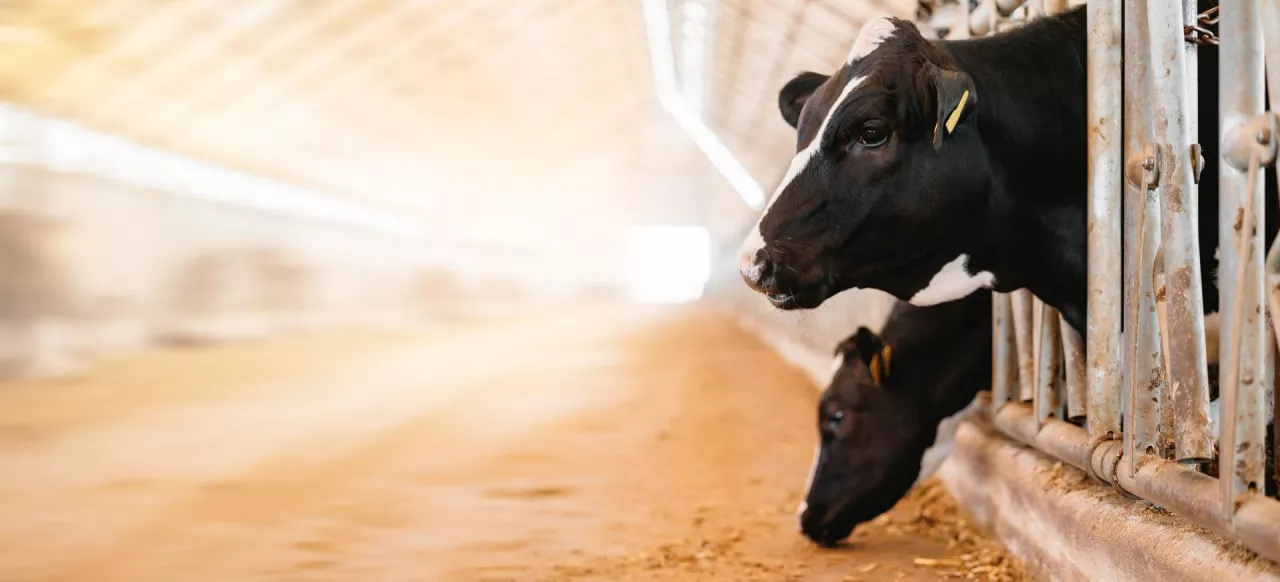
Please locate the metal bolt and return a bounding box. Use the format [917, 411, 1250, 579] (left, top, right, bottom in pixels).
[1142, 157, 1155, 170]
[1190, 143, 1204, 184]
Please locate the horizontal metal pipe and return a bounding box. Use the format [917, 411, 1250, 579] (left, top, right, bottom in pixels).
[991, 402, 1280, 562]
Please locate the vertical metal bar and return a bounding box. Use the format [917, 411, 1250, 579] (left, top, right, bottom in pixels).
[1146, 0, 1214, 464]
[1182, 0, 1198, 151]
[1012, 289, 1037, 401]
[958, 0, 973, 39]
[1268, 329, 1277, 498]
[1266, 1, 1280, 109]
[1026, 0, 1044, 18]
[1156, 254, 1179, 457]
[993, 293, 1018, 410]
[1087, 0, 1123, 440]
[1220, 0, 1270, 511]
[1031, 296, 1043, 412]
[1037, 303, 1064, 423]
[1262, 0, 1280, 499]
[1062, 315, 1088, 422]
[1124, 0, 1165, 472]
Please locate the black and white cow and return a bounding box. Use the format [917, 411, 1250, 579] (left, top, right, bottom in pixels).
[798, 291, 991, 547]
[738, 7, 1089, 330]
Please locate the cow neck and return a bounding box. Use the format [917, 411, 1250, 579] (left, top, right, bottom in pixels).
[880, 302, 993, 419]
[939, 11, 1089, 333]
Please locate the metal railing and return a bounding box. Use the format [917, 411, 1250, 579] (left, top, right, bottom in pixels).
[922, 0, 1280, 563]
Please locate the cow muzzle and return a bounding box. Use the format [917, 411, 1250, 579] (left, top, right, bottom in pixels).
[738, 248, 830, 309]
[798, 501, 852, 547]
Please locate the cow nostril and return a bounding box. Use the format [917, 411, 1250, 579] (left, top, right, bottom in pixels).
[755, 252, 776, 282]
[739, 249, 777, 291]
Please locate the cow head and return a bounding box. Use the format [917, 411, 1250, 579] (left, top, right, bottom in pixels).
[739, 16, 995, 311]
[797, 327, 934, 547]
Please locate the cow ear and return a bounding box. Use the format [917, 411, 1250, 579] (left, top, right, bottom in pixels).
[852, 327, 895, 386]
[778, 71, 829, 129]
[851, 327, 884, 367]
[926, 63, 978, 149]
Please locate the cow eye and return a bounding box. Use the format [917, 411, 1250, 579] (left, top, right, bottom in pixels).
[826, 410, 845, 432]
[857, 124, 890, 148]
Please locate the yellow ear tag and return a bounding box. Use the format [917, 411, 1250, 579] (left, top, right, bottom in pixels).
[869, 355, 882, 386]
[881, 345, 892, 377]
[945, 90, 970, 134]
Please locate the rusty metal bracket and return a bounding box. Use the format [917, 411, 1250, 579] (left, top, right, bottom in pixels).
[1126, 144, 1162, 190]
[1222, 112, 1279, 172]
[1191, 143, 1204, 184]
[1142, 143, 1161, 189]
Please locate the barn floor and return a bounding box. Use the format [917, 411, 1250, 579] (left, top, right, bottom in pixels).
[0, 303, 1023, 582]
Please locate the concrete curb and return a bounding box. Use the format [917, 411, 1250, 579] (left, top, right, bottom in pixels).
[938, 412, 1280, 582]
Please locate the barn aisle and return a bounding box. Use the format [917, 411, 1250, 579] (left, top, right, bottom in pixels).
[0, 304, 1017, 582]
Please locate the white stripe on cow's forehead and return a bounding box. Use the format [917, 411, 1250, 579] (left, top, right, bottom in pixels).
[770, 75, 866, 202]
[740, 75, 865, 260]
[847, 17, 898, 64]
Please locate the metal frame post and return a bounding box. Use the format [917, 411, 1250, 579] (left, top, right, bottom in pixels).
[1219, 0, 1270, 510]
[1087, 0, 1123, 441]
[1145, 0, 1214, 464]
[1122, 0, 1166, 470]
[1036, 303, 1064, 423]
[993, 292, 1019, 410]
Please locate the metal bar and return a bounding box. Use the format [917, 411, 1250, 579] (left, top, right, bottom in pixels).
[1026, 0, 1045, 18]
[1268, 329, 1277, 498]
[951, 0, 973, 39]
[1263, 0, 1280, 501]
[1219, 0, 1270, 513]
[1123, 0, 1165, 472]
[968, 0, 1030, 36]
[1036, 304, 1064, 423]
[1012, 289, 1037, 401]
[993, 293, 1019, 410]
[990, 401, 1280, 563]
[1146, 0, 1214, 463]
[1042, 0, 1068, 14]
[1062, 315, 1087, 422]
[1183, 0, 1199, 158]
[1087, 0, 1123, 441]
[1154, 251, 1179, 458]
[1267, 0, 1280, 109]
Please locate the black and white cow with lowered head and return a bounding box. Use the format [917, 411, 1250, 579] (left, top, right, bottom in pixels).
[738, 8, 1087, 330]
[798, 291, 991, 547]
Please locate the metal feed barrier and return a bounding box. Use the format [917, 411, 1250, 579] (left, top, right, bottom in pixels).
[921, 0, 1280, 563]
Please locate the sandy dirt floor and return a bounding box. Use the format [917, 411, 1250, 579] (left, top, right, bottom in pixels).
[0, 303, 1023, 582]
